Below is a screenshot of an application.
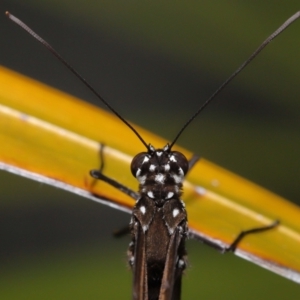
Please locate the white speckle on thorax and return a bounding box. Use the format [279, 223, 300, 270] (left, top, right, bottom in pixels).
[147, 191, 154, 198]
[173, 208, 180, 218]
[172, 174, 182, 184]
[166, 192, 174, 199]
[155, 173, 165, 183]
[140, 206, 146, 214]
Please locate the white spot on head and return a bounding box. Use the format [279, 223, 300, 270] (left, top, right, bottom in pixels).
[147, 191, 155, 198]
[166, 192, 174, 199]
[149, 144, 155, 152]
[137, 175, 146, 184]
[178, 167, 184, 176]
[140, 206, 146, 214]
[164, 164, 170, 172]
[149, 164, 156, 172]
[155, 173, 165, 183]
[142, 156, 150, 164]
[156, 151, 162, 157]
[173, 208, 180, 218]
[170, 155, 177, 162]
[142, 225, 148, 232]
[135, 168, 141, 177]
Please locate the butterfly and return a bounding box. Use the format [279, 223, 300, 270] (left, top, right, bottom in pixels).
[4, 10, 300, 299]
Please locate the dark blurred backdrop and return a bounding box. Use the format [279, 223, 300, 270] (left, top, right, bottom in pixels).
[0, 1, 300, 299]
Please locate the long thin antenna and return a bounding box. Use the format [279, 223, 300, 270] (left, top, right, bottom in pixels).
[169, 11, 300, 149]
[6, 11, 149, 150]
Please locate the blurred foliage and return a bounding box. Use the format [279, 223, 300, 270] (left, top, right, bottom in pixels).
[0, 236, 299, 299]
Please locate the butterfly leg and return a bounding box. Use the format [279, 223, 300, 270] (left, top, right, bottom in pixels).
[186, 154, 279, 253]
[89, 142, 105, 188]
[90, 144, 137, 237]
[224, 219, 280, 253]
[90, 143, 139, 200]
[90, 168, 139, 200]
[189, 220, 279, 253]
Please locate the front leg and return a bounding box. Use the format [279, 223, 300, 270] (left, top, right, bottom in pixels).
[90, 169, 139, 200]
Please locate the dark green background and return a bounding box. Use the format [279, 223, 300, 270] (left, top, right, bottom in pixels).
[0, 1, 300, 298]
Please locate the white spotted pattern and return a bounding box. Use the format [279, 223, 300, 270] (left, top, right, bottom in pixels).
[166, 192, 174, 199]
[164, 164, 170, 172]
[155, 173, 165, 183]
[170, 155, 177, 162]
[156, 151, 162, 157]
[135, 168, 141, 177]
[172, 174, 182, 184]
[149, 164, 156, 172]
[137, 175, 146, 184]
[178, 167, 184, 176]
[147, 191, 155, 198]
[140, 206, 146, 214]
[173, 208, 180, 218]
[142, 156, 150, 164]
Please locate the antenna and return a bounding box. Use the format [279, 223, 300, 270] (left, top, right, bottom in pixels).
[169, 11, 300, 149]
[6, 11, 300, 151]
[5, 11, 149, 150]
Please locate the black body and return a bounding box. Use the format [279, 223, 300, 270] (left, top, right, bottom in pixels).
[128, 144, 189, 299]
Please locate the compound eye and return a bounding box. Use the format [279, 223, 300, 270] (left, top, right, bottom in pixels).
[130, 152, 149, 177]
[171, 151, 189, 175]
